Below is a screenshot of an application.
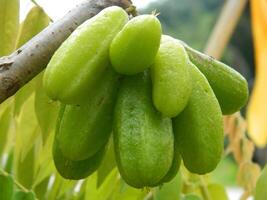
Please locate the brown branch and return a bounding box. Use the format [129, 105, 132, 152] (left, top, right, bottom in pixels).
[0, 0, 132, 104]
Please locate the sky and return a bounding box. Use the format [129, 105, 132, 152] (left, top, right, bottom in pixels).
[20, 0, 158, 21]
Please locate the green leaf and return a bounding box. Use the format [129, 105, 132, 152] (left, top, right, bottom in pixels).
[110, 180, 147, 200]
[183, 194, 202, 200]
[33, 177, 49, 200]
[16, 5, 50, 48]
[255, 165, 267, 200]
[0, 172, 14, 200]
[85, 169, 120, 200]
[33, 132, 54, 187]
[4, 150, 14, 174]
[207, 183, 228, 200]
[97, 137, 116, 187]
[34, 72, 60, 143]
[14, 94, 40, 161]
[0, 103, 12, 157]
[15, 145, 35, 189]
[14, 75, 41, 117]
[154, 172, 182, 200]
[0, 0, 19, 56]
[12, 190, 36, 200]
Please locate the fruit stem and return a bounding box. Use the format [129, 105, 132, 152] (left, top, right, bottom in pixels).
[199, 176, 212, 200]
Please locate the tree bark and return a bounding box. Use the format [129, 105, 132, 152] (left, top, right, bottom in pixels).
[0, 0, 132, 103]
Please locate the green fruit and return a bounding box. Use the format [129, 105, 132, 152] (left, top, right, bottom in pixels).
[160, 140, 181, 183]
[43, 6, 128, 104]
[173, 63, 223, 174]
[255, 165, 267, 200]
[53, 109, 105, 180]
[182, 42, 248, 115]
[12, 190, 35, 200]
[0, 173, 13, 200]
[151, 35, 191, 117]
[56, 66, 119, 161]
[113, 71, 174, 188]
[110, 15, 161, 75]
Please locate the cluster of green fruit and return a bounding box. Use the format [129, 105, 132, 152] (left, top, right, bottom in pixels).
[43, 6, 248, 188]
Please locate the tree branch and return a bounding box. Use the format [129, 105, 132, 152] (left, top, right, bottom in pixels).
[0, 0, 132, 104]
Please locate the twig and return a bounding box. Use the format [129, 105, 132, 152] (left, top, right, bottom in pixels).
[0, 0, 132, 104]
[204, 0, 248, 59]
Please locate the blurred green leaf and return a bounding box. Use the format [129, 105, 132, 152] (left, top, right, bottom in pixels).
[183, 194, 202, 200]
[34, 72, 60, 143]
[12, 190, 36, 200]
[16, 5, 50, 48]
[97, 138, 116, 187]
[0, 103, 12, 157]
[207, 183, 228, 200]
[14, 75, 41, 117]
[110, 180, 147, 200]
[16, 146, 35, 189]
[210, 156, 237, 186]
[0, 0, 19, 56]
[255, 164, 267, 200]
[33, 176, 49, 200]
[0, 171, 14, 200]
[86, 169, 119, 200]
[33, 133, 54, 187]
[15, 94, 40, 161]
[154, 172, 182, 200]
[4, 150, 14, 174]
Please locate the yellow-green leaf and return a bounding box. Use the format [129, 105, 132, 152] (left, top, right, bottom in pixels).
[97, 138, 116, 187]
[255, 165, 267, 200]
[0, 0, 19, 56]
[34, 73, 59, 143]
[0, 172, 14, 200]
[154, 172, 182, 200]
[15, 145, 35, 189]
[0, 103, 12, 157]
[16, 5, 50, 48]
[207, 183, 228, 200]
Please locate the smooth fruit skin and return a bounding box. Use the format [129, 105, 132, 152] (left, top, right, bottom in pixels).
[255, 165, 267, 200]
[57, 67, 119, 161]
[43, 6, 128, 104]
[53, 106, 105, 180]
[151, 35, 192, 117]
[182, 42, 248, 115]
[113, 71, 174, 188]
[110, 15, 161, 75]
[173, 63, 224, 174]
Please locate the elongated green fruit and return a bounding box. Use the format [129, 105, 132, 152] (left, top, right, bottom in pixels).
[151, 35, 191, 117]
[43, 6, 128, 104]
[182, 42, 248, 115]
[113, 71, 174, 188]
[255, 165, 267, 200]
[53, 107, 105, 180]
[173, 63, 224, 174]
[110, 15, 161, 75]
[0, 172, 13, 200]
[57, 67, 119, 161]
